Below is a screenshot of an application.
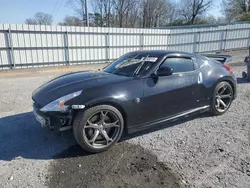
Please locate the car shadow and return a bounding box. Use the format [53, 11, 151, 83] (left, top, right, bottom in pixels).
[237, 77, 250, 84]
[0, 112, 76, 161]
[0, 111, 210, 161]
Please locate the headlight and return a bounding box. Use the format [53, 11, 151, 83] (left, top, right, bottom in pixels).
[40, 91, 82, 112]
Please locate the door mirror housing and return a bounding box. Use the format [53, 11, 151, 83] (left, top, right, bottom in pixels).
[157, 67, 173, 76]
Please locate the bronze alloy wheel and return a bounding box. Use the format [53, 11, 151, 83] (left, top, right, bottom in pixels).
[83, 110, 121, 149]
[211, 81, 233, 115]
[73, 105, 124, 153]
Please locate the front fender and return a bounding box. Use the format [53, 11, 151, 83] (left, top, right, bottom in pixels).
[66, 78, 145, 128]
[84, 96, 126, 107]
[67, 95, 130, 132]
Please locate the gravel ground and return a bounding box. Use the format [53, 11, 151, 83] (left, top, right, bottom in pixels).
[0, 52, 250, 188]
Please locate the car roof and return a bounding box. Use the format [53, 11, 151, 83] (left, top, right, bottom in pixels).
[128, 50, 194, 57]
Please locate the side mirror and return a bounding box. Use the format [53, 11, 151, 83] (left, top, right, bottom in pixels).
[157, 66, 173, 76]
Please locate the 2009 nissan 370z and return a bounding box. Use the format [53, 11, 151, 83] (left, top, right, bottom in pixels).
[32, 50, 237, 153]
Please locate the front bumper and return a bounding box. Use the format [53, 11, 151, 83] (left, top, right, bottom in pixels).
[33, 107, 50, 127]
[33, 102, 73, 130]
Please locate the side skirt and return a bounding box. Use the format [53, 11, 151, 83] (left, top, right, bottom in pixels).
[128, 105, 210, 134]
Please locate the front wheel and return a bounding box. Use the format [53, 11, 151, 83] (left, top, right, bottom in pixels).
[210, 81, 233, 116]
[73, 105, 124, 153]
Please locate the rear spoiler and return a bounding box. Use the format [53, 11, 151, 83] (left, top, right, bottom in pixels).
[202, 54, 232, 64]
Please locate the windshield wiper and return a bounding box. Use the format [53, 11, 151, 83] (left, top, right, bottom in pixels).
[133, 55, 149, 76]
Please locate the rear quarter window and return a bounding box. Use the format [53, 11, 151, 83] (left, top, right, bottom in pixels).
[161, 57, 194, 73]
[194, 58, 205, 68]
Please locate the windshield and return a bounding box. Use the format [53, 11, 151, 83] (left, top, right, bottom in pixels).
[103, 53, 159, 77]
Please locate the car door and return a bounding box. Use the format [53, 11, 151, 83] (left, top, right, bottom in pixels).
[143, 56, 201, 123]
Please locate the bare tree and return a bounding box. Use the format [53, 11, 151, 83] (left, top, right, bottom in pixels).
[114, 0, 134, 27]
[125, 1, 141, 27]
[222, 0, 250, 21]
[179, 0, 213, 24]
[25, 12, 53, 25]
[141, 0, 172, 28]
[165, 1, 181, 25]
[91, 0, 115, 27]
[34, 12, 53, 25]
[67, 0, 90, 26]
[195, 15, 217, 24]
[89, 0, 181, 28]
[58, 15, 84, 26]
[67, 0, 86, 20]
[91, 0, 141, 27]
[91, 0, 104, 26]
[64, 0, 217, 28]
[25, 18, 38, 25]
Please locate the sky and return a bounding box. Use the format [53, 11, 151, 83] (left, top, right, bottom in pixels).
[209, 0, 223, 18]
[0, 0, 223, 25]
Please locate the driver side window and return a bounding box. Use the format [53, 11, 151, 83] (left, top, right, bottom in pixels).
[161, 57, 194, 73]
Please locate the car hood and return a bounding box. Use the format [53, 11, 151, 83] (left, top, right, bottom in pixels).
[32, 71, 130, 107]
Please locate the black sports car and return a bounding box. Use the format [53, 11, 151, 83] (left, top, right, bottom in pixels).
[32, 50, 237, 153]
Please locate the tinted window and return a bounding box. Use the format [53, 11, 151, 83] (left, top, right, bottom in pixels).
[161, 57, 194, 73]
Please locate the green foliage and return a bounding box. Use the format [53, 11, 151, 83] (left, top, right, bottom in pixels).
[237, 13, 250, 21]
[222, 0, 250, 21]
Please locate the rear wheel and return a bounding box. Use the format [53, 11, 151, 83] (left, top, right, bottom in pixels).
[211, 81, 233, 115]
[73, 105, 124, 153]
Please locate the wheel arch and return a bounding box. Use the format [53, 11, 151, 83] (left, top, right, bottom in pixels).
[214, 76, 236, 96]
[225, 79, 235, 96]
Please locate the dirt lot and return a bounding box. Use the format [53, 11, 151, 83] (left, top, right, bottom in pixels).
[0, 50, 250, 188]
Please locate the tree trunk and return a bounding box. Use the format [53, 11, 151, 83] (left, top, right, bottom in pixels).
[107, 0, 110, 27]
[191, 16, 195, 24]
[119, 12, 123, 27]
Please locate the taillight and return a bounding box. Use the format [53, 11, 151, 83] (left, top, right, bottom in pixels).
[222, 64, 233, 74]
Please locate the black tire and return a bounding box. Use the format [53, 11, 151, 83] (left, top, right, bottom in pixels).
[73, 105, 124, 153]
[210, 81, 233, 116]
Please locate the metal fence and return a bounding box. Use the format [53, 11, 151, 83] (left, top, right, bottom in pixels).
[1, 22, 250, 69]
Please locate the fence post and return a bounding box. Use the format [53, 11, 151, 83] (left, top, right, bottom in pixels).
[247, 29, 250, 48]
[220, 29, 227, 51]
[167, 33, 171, 50]
[7, 28, 15, 68]
[105, 32, 110, 63]
[193, 31, 200, 53]
[223, 29, 228, 51]
[140, 33, 144, 50]
[63, 31, 70, 65]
